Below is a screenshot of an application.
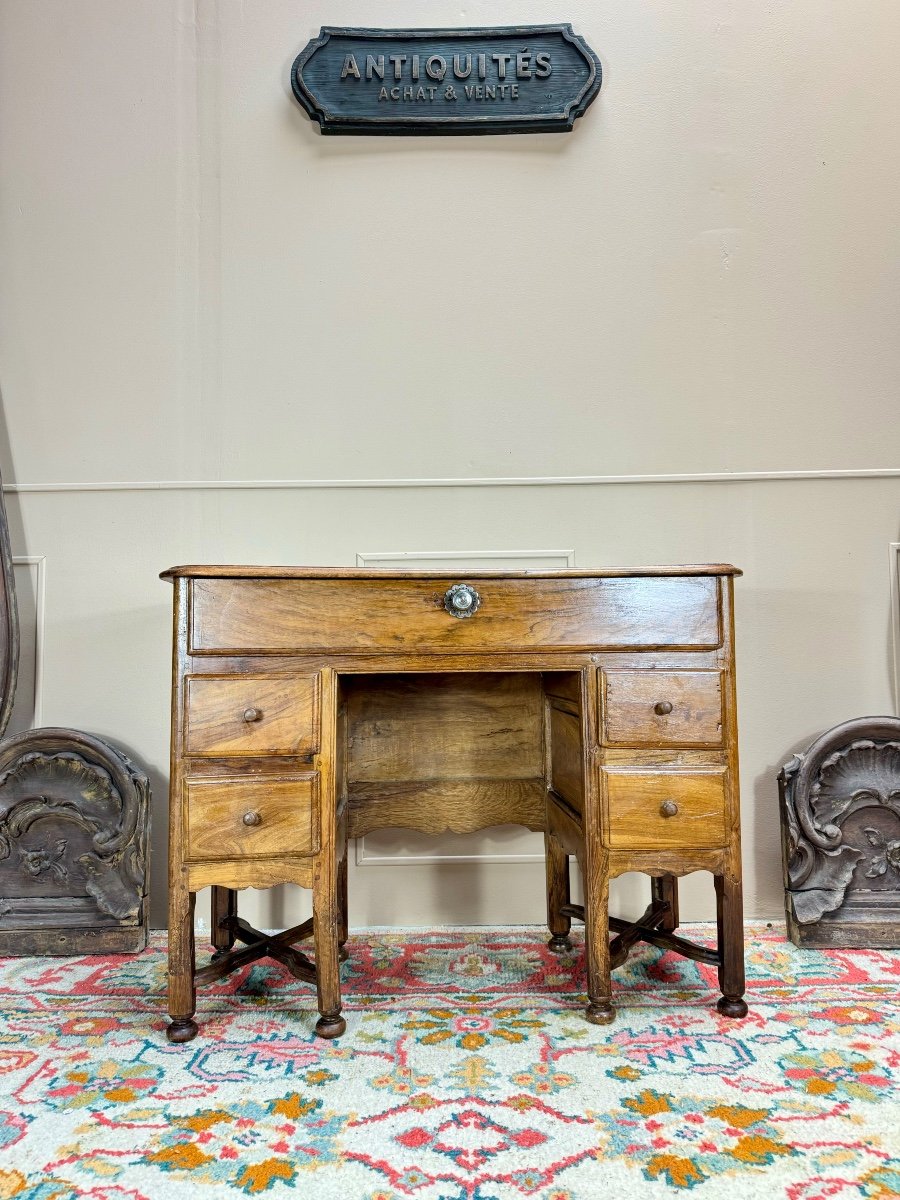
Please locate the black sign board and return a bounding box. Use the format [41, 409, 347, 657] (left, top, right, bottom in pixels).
[292, 26, 601, 135]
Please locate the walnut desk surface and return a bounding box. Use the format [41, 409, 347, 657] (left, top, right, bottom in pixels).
[162, 564, 746, 1041]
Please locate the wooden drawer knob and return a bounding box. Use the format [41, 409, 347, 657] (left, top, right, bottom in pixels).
[242, 707, 263, 723]
[660, 799, 679, 818]
[654, 700, 673, 715]
[242, 810, 262, 827]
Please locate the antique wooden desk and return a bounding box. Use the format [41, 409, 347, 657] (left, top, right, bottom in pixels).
[162, 565, 747, 1042]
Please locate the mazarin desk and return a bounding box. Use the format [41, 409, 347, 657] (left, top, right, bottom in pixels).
[162, 565, 747, 1041]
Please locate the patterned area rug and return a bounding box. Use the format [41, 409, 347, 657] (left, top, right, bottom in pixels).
[2, 925, 899, 1199]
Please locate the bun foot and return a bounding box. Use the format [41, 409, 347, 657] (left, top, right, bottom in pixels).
[167, 1017, 198, 1043]
[315, 1013, 346, 1039]
[547, 934, 573, 955]
[339, 946, 350, 963]
[717, 996, 748, 1019]
[585, 1002, 616, 1025]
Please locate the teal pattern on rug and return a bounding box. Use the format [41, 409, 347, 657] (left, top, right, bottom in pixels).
[2, 925, 900, 1198]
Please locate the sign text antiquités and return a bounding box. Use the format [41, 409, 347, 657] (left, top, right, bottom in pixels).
[292, 26, 602, 135]
[338, 48, 553, 105]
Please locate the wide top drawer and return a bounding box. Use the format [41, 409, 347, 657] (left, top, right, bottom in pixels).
[187, 575, 722, 655]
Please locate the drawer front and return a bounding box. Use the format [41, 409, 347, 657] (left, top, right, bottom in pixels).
[185, 775, 319, 860]
[185, 674, 319, 756]
[601, 669, 723, 747]
[603, 769, 727, 849]
[190, 576, 721, 654]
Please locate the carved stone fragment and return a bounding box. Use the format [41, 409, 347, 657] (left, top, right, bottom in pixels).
[779, 716, 900, 947]
[0, 729, 151, 953]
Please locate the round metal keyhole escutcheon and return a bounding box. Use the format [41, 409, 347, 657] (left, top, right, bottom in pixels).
[443, 583, 481, 618]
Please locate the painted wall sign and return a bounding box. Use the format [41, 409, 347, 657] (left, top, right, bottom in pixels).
[291, 26, 602, 135]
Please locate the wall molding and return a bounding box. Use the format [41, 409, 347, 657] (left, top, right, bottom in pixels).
[3, 468, 899, 494]
[357, 549, 576, 568]
[355, 839, 545, 868]
[891, 542, 900, 717]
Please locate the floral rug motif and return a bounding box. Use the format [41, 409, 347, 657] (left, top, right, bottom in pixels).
[2, 925, 900, 1198]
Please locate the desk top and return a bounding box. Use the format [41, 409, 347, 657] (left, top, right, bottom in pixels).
[161, 563, 742, 581]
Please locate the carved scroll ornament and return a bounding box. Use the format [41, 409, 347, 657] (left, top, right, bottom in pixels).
[0, 729, 150, 929]
[780, 716, 900, 928]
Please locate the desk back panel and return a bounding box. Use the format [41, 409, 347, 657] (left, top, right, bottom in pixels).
[344, 673, 544, 783]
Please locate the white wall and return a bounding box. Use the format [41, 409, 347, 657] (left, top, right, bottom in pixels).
[0, 0, 898, 930]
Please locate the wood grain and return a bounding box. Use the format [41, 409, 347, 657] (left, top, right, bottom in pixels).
[184, 775, 319, 860]
[345, 672, 543, 783]
[601, 668, 723, 747]
[542, 671, 583, 706]
[210, 887, 237, 953]
[547, 789, 587, 859]
[347, 779, 546, 838]
[602, 769, 727, 849]
[189, 575, 722, 654]
[548, 705, 584, 815]
[185, 673, 320, 756]
[544, 829, 572, 947]
[185, 860, 314, 892]
[603, 747, 726, 767]
[651, 874, 680, 932]
[606, 848, 727, 878]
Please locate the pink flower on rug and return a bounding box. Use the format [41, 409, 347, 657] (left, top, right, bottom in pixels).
[404, 1004, 545, 1049]
[395, 1126, 431, 1149]
[781, 1049, 892, 1102]
[60, 1017, 121, 1036]
[390, 1107, 551, 1173]
[512, 1060, 575, 1096]
[454, 1016, 492, 1033]
[820, 1005, 881, 1026]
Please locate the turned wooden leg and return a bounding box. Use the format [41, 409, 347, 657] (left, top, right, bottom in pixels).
[313, 861, 345, 1039]
[167, 880, 197, 1043]
[651, 874, 680, 933]
[312, 669, 345, 1039]
[545, 830, 573, 953]
[584, 850, 615, 1025]
[715, 872, 748, 1019]
[210, 887, 237, 959]
[337, 850, 349, 963]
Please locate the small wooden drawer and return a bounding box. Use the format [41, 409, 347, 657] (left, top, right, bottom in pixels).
[603, 768, 727, 849]
[184, 674, 319, 756]
[184, 775, 319, 861]
[601, 669, 723, 747]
